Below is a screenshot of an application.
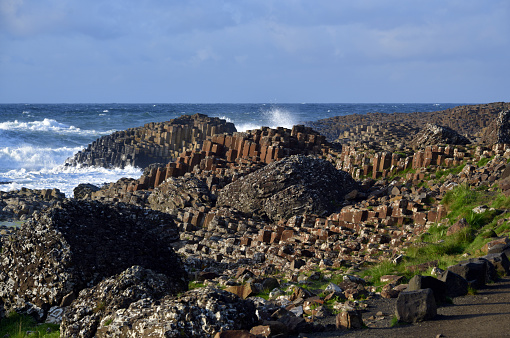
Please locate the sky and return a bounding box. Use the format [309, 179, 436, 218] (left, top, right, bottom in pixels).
[0, 0, 509, 103]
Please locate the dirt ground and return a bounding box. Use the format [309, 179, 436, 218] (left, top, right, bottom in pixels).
[305, 276, 510, 338]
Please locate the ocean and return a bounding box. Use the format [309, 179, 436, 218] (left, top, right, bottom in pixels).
[0, 103, 464, 197]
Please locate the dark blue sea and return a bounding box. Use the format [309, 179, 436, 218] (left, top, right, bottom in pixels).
[0, 103, 465, 197]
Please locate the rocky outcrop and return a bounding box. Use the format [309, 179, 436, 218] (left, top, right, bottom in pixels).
[0, 188, 65, 221]
[307, 102, 510, 144]
[147, 175, 215, 212]
[217, 155, 358, 221]
[64, 284, 258, 337]
[480, 110, 510, 145]
[409, 124, 470, 149]
[65, 113, 236, 169]
[60, 266, 184, 338]
[0, 200, 187, 320]
[73, 183, 101, 199]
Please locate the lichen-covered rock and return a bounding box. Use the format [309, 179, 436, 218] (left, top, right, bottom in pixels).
[480, 110, 510, 145]
[0, 188, 65, 221]
[73, 183, 101, 199]
[148, 175, 214, 212]
[60, 266, 181, 337]
[216, 155, 357, 221]
[410, 123, 470, 149]
[88, 286, 258, 338]
[0, 200, 186, 320]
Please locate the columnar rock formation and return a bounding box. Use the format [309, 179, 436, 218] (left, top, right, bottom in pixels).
[308, 102, 510, 145]
[65, 113, 236, 169]
[88, 125, 329, 198]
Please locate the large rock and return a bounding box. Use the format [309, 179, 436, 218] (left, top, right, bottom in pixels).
[396, 289, 437, 323]
[480, 109, 510, 145]
[447, 258, 494, 289]
[217, 155, 357, 221]
[481, 253, 510, 276]
[410, 123, 470, 148]
[0, 200, 187, 320]
[61, 265, 181, 337]
[82, 286, 258, 337]
[66, 113, 237, 169]
[438, 270, 468, 298]
[148, 175, 214, 212]
[406, 275, 447, 304]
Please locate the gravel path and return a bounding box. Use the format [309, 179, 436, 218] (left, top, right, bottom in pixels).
[306, 276, 510, 338]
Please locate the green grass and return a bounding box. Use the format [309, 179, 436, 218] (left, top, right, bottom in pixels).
[0, 312, 59, 338]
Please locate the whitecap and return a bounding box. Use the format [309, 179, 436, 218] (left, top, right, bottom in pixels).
[0, 164, 142, 198]
[0, 145, 82, 171]
[0, 119, 116, 136]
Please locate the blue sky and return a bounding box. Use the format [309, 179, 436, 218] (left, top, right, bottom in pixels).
[0, 0, 508, 103]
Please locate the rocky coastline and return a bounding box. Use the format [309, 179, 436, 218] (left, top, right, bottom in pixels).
[2, 102, 510, 337]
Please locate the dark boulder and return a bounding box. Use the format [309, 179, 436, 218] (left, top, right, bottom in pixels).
[480, 110, 510, 145]
[481, 253, 510, 277]
[438, 270, 468, 298]
[447, 258, 495, 289]
[73, 183, 101, 199]
[217, 155, 358, 221]
[406, 275, 447, 304]
[396, 289, 437, 323]
[0, 199, 187, 320]
[410, 123, 470, 149]
[148, 175, 215, 212]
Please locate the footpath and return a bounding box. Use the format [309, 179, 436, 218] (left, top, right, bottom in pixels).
[309, 276, 510, 338]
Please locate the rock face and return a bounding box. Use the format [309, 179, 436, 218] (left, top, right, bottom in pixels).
[0, 188, 65, 221]
[65, 285, 258, 337]
[0, 200, 187, 319]
[60, 266, 183, 338]
[65, 114, 236, 169]
[410, 124, 470, 149]
[217, 155, 358, 221]
[396, 289, 437, 323]
[480, 110, 510, 145]
[148, 175, 215, 212]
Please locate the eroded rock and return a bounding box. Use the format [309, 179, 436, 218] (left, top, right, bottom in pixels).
[217, 155, 357, 221]
[0, 200, 186, 319]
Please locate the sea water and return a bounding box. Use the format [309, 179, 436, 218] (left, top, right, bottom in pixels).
[0, 103, 464, 197]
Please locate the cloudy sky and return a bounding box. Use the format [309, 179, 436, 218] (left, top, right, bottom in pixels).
[0, 0, 508, 103]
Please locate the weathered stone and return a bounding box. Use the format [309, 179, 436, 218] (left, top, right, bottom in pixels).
[335, 308, 363, 329]
[410, 123, 470, 149]
[73, 183, 101, 199]
[447, 260, 488, 289]
[147, 175, 214, 211]
[60, 265, 183, 337]
[438, 270, 468, 298]
[396, 289, 437, 323]
[481, 253, 510, 276]
[0, 200, 186, 319]
[86, 286, 258, 338]
[480, 109, 510, 145]
[447, 218, 469, 236]
[407, 275, 447, 304]
[217, 155, 357, 221]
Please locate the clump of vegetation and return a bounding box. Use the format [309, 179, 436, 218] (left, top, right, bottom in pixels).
[0, 312, 59, 338]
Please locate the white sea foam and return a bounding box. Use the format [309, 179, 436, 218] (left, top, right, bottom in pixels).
[263, 107, 296, 129]
[0, 146, 82, 171]
[0, 165, 142, 198]
[0, 118, 114, 136]
[218, 107, 298, 132]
